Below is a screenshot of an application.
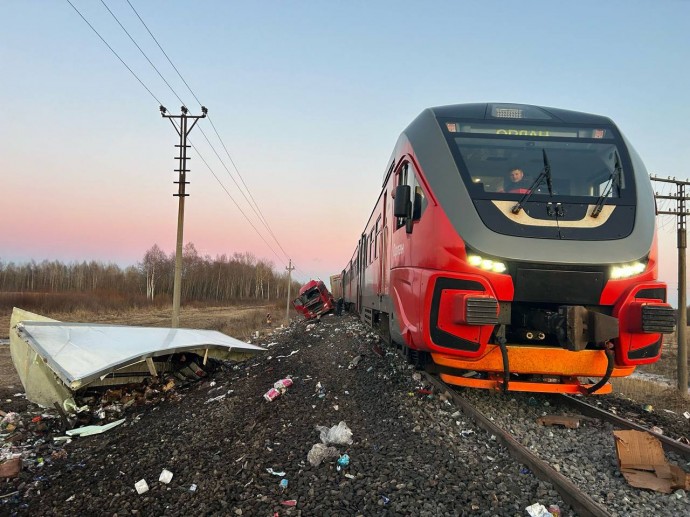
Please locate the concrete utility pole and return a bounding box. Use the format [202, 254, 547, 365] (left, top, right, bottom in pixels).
[651, 175, 690, 393]
[160, 105, 207, 328]
[285, 259, 295, 325]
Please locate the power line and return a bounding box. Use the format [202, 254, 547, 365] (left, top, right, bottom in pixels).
[100, 0, 289, 261]
[189, 139, 287, 266]
[65, 0, 162, 105]
[99, 0, 186, 107]
[67, 0, 314, 280]
[125, 0, 202, 107]
[125, 0, 291, 262]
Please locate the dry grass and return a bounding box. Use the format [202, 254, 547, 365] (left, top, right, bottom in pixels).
[608, 336, 689, 412]
[610, 377, 689, 413]
[0, 300, 290, 340]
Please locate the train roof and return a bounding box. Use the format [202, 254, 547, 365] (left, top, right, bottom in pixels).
[426, 103, 614, 126]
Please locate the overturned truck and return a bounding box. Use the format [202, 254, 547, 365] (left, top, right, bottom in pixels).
[292, 280, 335, 320]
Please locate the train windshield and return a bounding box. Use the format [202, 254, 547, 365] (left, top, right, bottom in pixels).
[442, 121, 635, 203]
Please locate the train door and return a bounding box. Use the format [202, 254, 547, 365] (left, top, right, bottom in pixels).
[389, 161, 425, 346]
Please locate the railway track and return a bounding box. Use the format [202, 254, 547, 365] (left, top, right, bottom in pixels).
[424, 373, 611, 517]
[424, 373, 690, 516]
[559, 394, 690, 461]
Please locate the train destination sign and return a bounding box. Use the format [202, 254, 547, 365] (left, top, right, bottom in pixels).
[445, 123, 610, 140]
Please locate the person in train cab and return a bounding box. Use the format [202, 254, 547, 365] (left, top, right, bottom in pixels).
[505, 167, 531, 193]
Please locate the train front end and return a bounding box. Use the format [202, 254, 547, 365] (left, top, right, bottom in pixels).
[396, 103, 674, 394]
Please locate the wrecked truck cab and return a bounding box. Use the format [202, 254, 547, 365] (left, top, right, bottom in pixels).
[293, 280, 335, 320]
[9, 307, 266, 408]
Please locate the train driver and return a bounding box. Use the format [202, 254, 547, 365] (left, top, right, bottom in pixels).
[505, 167, 531, 193]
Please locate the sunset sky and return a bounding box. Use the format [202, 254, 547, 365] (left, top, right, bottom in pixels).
[2, 1, 689, 304]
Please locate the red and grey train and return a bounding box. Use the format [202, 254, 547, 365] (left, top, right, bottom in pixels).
[341, 103, 674, 394]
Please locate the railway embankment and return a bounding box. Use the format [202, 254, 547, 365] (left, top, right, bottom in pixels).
[3, 315, 572, 516]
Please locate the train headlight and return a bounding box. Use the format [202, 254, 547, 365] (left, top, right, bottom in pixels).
[610, 261, 646, 279]
[467, 254, 507, 273]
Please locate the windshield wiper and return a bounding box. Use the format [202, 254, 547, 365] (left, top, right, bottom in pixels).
[511, 149, 553, 214]
[591, 151, 621, 218]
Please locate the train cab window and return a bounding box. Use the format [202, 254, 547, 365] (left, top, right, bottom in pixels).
[442, 121, 635, 204]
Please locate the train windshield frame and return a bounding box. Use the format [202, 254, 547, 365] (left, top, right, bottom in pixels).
[439, 119, 637, 204]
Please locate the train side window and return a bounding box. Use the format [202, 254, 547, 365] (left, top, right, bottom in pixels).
[374, 217, 380, 258]
[408, 165, 428, 221]
[395, 164, 410, 230]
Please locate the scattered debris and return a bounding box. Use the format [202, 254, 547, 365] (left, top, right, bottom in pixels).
[281, 499, 297, 506]
[266, 468, 286, 476]
[159, 469, 173, 484]
[642, 404, 654, 413]
[315, 382, 326, 398]
[525, 502, 552, 517]
[613, 430, 690, 493]
[264, 378, 294, 402]
[536, 415, 580, 429]
[279, 478, 288, 490]
[316, 421, 353, 445]
[134, 479, 149, 495]
[65, 418, 126, 437]
[0, 458, 22, 479]
[336, 454, 350, 471]
[307, 443, 340, 466]
[189, 484, 197, 493]
[348, 354, 365, 369]
[275, 350, 299, 359]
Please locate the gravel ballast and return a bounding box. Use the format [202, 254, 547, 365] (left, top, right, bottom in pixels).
[461, 389, 690, 516]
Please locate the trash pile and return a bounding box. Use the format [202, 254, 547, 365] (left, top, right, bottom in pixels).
[307, 421, 353, 469]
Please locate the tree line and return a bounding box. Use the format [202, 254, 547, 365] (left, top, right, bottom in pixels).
[0, 243, 302, 304]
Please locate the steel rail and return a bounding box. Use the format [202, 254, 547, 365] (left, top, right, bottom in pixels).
[424, 374, 611, 517]
[559, 394, 690, 460]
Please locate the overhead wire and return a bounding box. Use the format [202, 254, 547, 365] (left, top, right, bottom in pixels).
[66, 0, 314, 280]
[64, 0, 162, 105]
[189, 140, 287, 265]
[99, 0, 186, 107]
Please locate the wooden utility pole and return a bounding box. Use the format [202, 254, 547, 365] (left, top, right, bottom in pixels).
[651, 175, 690, 393]
[285, 259, 295, 325]
[161, 105, 207, 328]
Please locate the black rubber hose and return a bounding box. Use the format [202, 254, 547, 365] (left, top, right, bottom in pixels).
[585, 342, 615, 395]
[497, 334, 509, 393]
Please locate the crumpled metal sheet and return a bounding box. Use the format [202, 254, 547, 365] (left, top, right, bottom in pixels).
[12, 309, 265, 396]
